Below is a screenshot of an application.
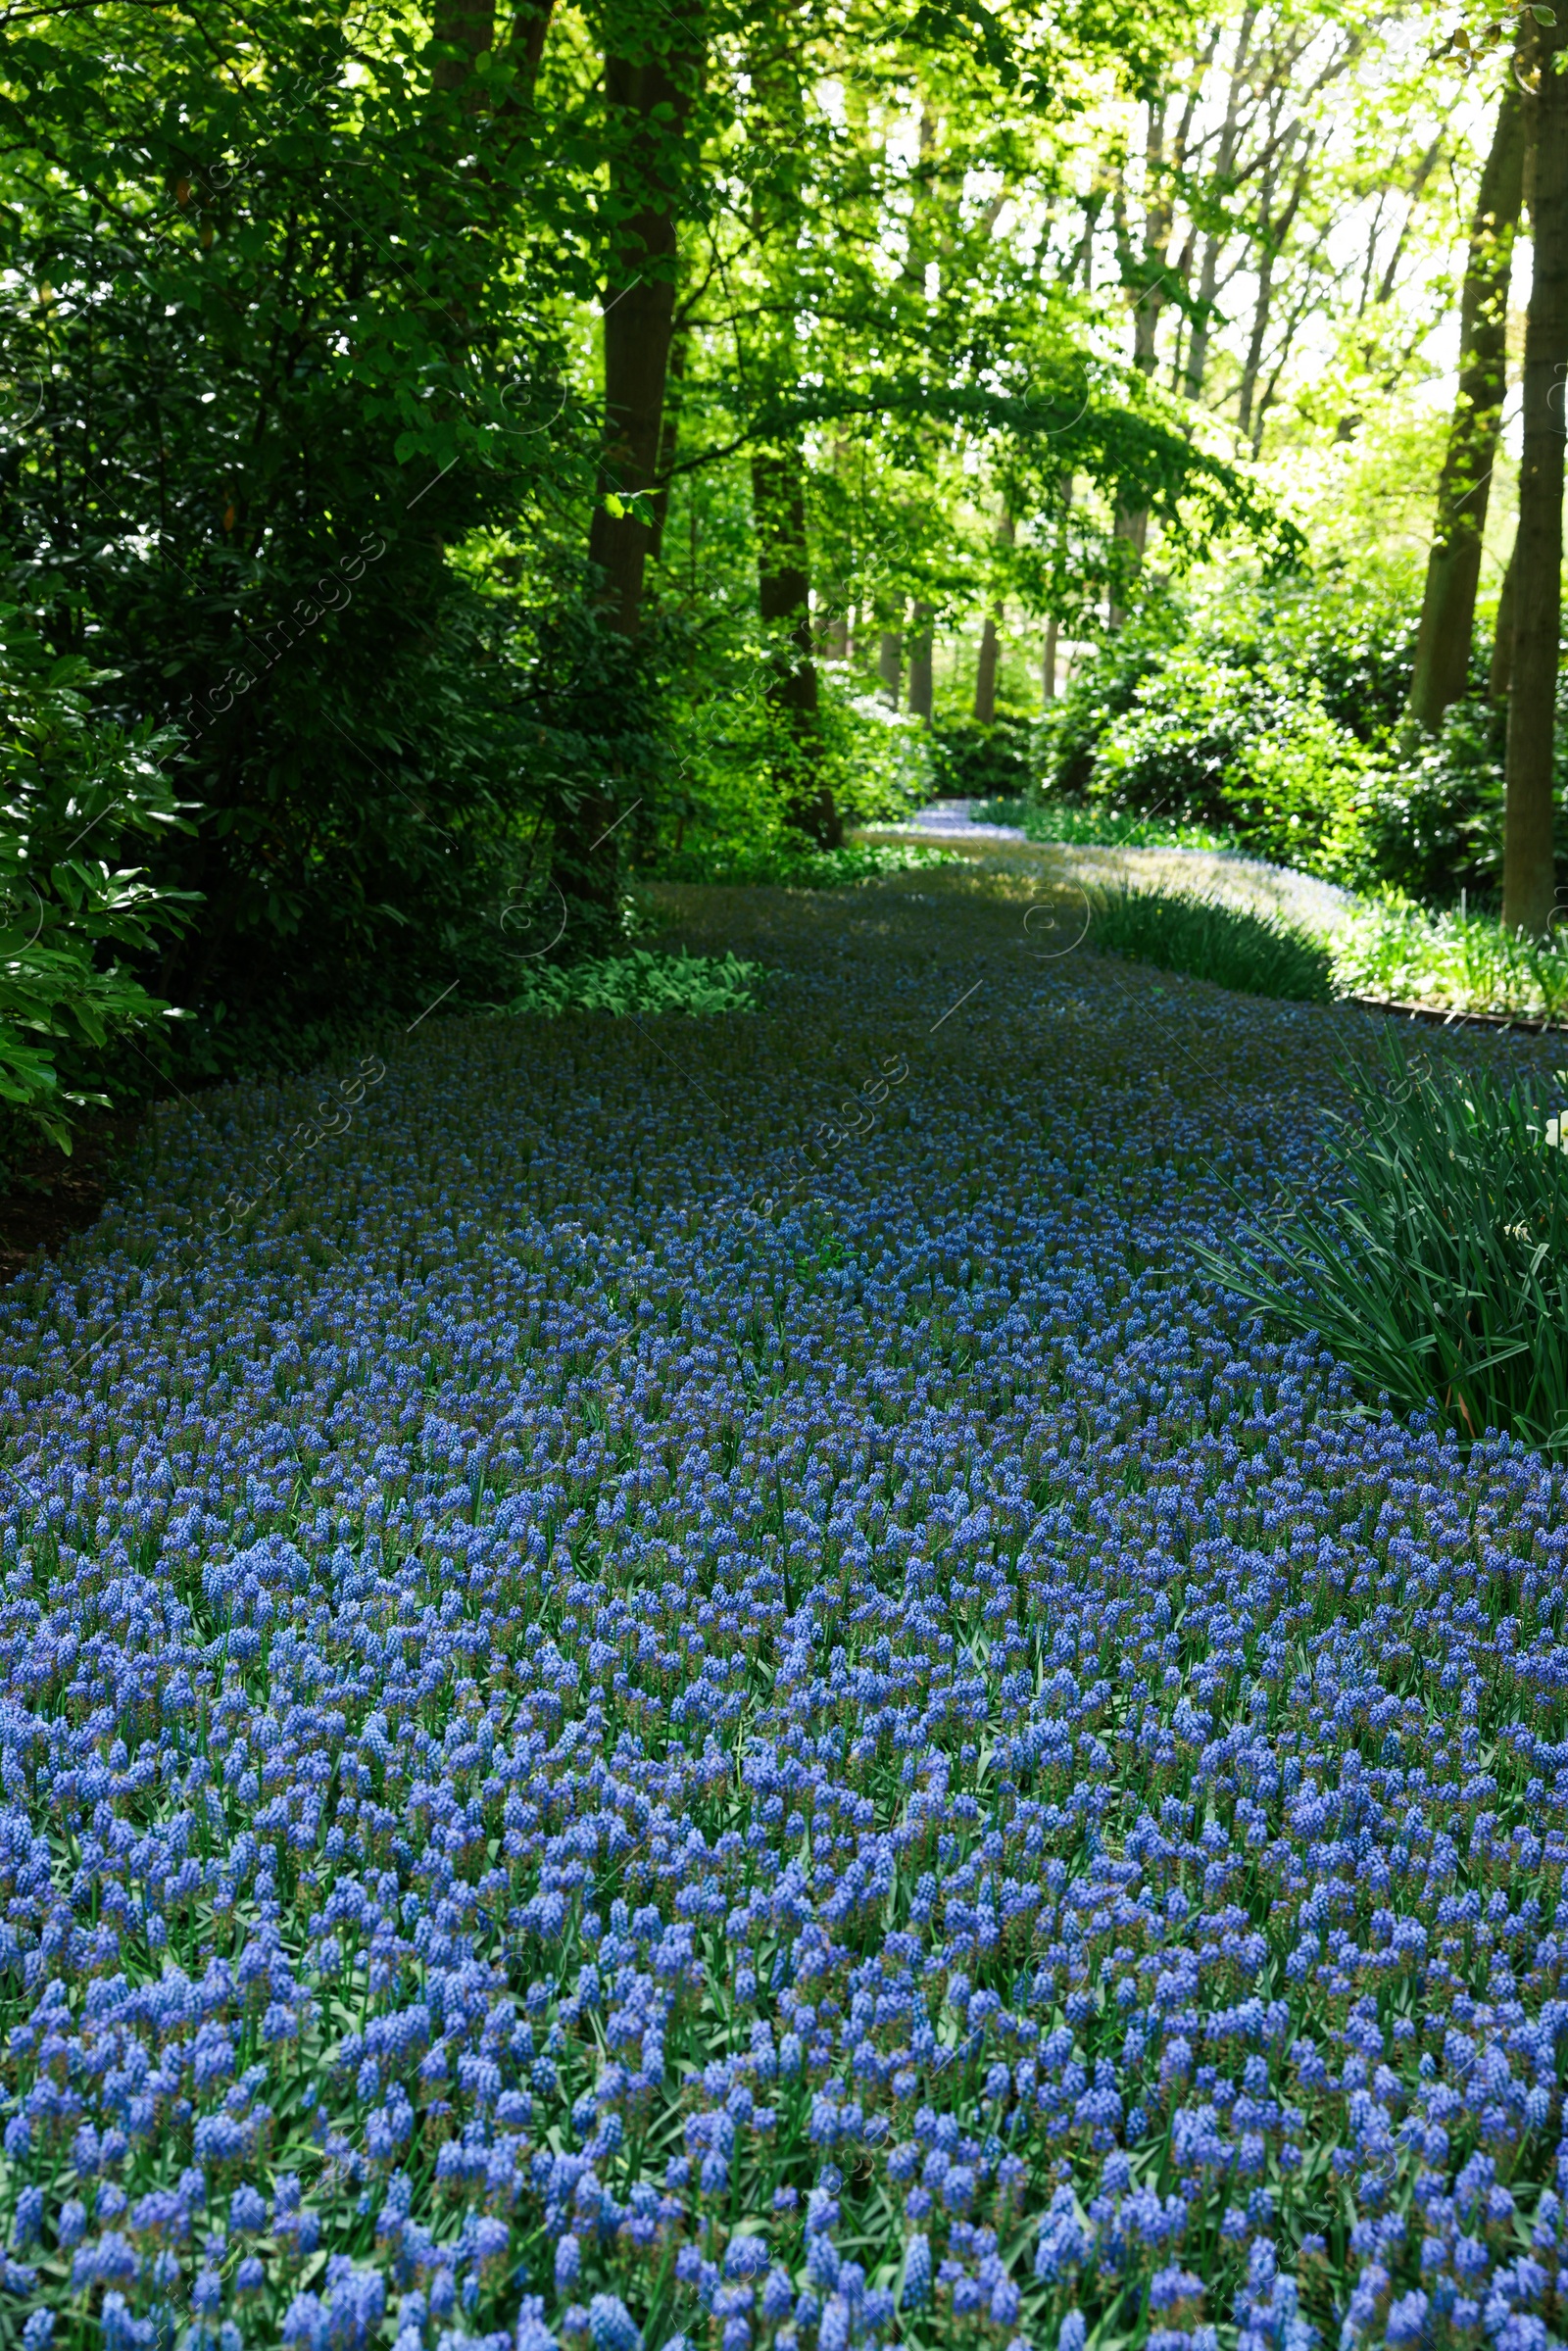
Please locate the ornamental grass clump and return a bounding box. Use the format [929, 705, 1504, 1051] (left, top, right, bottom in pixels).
[1211, 1031, 1568, 1450]
[1086, 883, 1333, 1003]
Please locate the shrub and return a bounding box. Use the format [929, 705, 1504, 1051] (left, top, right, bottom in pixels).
[1357, 688, 1568, 906]
[0, 606, 195, 1149]
[502, 948, 766, 1017]
[1032, 570, 1452, 889]
[827, 687, 937, 823]
[1208, 1034, 1568, 1452]
[1358, 699, 1505, 902]
[1087, 883, 1334, 1002]
[930, 710, 1034, 800]
[1275, 569, 1419, 743]
[1085, 648, 1374, 879]
[1038, 612, 1179, 799]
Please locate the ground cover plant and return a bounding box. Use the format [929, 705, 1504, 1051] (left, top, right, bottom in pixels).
[2, 880, 1568, 2351]
[503, 954, 768, 1020]
[646, 845, 946, 891]
[1331, 901, 1568, 1024]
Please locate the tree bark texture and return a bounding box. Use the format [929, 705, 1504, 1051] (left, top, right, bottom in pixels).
[1407, 84, 1525, 734]
[555, 0, 700, 947]
[907, 604, 934, 722]
[1185, 9, 1257, 401]
[432, 0, 496, 97]
[1503, 25, 1568, 936]
[585, 0, 700, 639]
[754, 442, 841, 847]
[973, 510, 1014, 725]
[647, 325, 687, 568]
[879, 628, 902, 708]
[1491, 547, 1517, 703]
[974, 617, 999, 726]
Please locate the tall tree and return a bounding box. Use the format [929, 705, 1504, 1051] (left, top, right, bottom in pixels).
[1406, 79, 1525, 735]
[754, 441, 841, 844]
[1503, 17, 1568, 937]
[1490, 548, 1516, 704]
[585, 0, 702, 636]
[553, 0, 703, 944]
[879, 623, 903, 708]
[907, 602, 935, 721]
[974, 512, 1014, 725]
[739, 16, 843, 847]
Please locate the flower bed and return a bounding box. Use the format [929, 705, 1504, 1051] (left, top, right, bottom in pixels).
[0, 888, 1565, 2351]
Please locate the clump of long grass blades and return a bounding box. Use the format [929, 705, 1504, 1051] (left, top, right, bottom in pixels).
[1333, 897, 1568, 1022]
[1086, 882, 1334, 1002]
[503, 947, 767, 1017]
[650, 837, 944, 886]
[1206, 1031, 1568, 1452]
[969, 798, 1232, 852]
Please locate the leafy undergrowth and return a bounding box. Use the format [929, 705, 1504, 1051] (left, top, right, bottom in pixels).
[1333, 899, 1568, 1023]
[504, 951, 768, 1019]
[646, 840, 946, 889]
[967, 801, 1232, 855]
[1087, 884, 1334, 1003]
[0, 883, 1566, 2351]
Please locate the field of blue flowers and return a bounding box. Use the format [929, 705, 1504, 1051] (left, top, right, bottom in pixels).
[1, 871, 1566, 2351]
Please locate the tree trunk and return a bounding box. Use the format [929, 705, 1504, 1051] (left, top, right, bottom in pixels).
[555, 0, 700, 947]
[754, 441, 840, 848]
[1043, 616, 1059, 704]
[1237, 153, 1283, 444]
[1107, 509, 1146, 631]
[878, 628, 902, 708]
[584, 11, 696, 637]
[647, 324, 688, 569]
[907, 604, 934, 721]
[432, 0, 496, 97]
[1407, 83, 1526, 734]
[974, 509, 1014, 724]
[1490, 547, 1517, 704]
[1503, 23, 1568, 937]
[974, 617, 1000, 726]
[1185, 8, 1257, 401]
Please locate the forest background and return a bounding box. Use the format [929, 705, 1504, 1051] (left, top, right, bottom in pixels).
[0, 0, 1560, 1136]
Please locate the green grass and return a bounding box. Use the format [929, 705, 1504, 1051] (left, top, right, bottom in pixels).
[968, 797, 1233, 852]
[1205, 1031, 1568, 1453]
[1087, 881, 1334, 1002]
[1332, 896, 1568, 1023]
[648, 837, 945, 887]
[502, 947, 767, 1017]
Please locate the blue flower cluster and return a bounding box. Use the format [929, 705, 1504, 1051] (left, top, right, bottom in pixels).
[0, 889, 1564, 2351]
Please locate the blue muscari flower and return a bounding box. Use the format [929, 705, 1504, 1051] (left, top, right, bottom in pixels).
[587, 2296, 638, 2351]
